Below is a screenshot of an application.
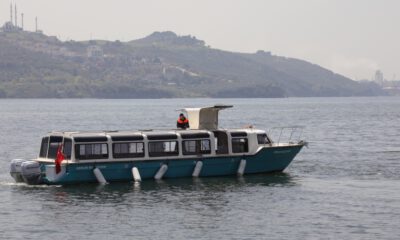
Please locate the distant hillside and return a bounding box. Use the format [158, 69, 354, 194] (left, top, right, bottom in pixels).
[0, 30, 385, 98]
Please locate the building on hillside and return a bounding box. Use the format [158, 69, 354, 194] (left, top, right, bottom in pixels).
[1, 21, 22, 32]
[87, 45, 104, 58]
[374, 70, 384, 86]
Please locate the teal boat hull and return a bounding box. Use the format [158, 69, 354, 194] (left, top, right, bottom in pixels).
[41, 145, 304, 185]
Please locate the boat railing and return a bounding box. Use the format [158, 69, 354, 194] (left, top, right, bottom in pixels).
[268, 126, 305, 146]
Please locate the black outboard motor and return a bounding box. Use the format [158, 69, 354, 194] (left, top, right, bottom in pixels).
[20, 161, 42, 185]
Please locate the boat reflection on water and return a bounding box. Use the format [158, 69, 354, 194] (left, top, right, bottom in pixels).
[11, 172, 298, 206]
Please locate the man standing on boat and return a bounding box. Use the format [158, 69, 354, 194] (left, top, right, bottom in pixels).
[177, 113, 190, 129]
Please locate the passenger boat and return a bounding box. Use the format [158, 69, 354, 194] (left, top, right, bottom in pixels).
[10, 105, 307, 185]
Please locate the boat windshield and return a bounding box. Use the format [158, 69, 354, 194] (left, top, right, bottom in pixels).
[39, 137, 49, 158]
[39, 136, 72, 160]
[47, 136, 63, 159]
[64, 138, 72, 159]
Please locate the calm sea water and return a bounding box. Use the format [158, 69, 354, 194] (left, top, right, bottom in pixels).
[0, 97, 399, 239]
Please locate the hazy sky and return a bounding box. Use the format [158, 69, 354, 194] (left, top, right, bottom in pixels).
[1, 0, 399, 80]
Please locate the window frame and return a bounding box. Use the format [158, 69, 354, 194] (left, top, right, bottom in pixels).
[182, 139, 211, 155]
[231, 137, 249, 153]
[63, 138, 72, 160]
[112, 141, 145, 159]
[148, 140, 179, 157]
[257, 133, 271, 145]
[48, 136, 63, 160]
[39, 137, 49, 158]
[74, 143, 109, 160]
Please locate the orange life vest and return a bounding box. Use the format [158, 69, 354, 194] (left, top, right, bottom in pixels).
[177, 117, 188, 124]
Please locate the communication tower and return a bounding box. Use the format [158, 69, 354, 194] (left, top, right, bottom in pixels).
[10, 3, 13, 23]
[14, 4, 17, 27]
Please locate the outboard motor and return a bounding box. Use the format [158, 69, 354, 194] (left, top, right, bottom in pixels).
[21, 161, 42, 185]
[10, 159, 27, 183]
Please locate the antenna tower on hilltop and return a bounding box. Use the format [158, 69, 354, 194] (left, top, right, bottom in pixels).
[10, 3, 13, 23]
[14, 4, 17, 27]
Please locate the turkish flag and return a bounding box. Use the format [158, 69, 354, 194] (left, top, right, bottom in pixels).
[55, 144, 65, 174]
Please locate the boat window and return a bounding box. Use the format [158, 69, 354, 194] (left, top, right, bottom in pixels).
[111, 135, 144, 142]
[213, 131, 229, 154]
[48, 136, 63, 159]
[180, 133, 210, 139]
[39, 137, 49, 158]
[183, 139, 211, 155]
[74, 136, 108, 143]
[75, 143, 108, 160]
[113, 142, 144, 158]
[230, 132, 247, 137]
[147, 134, 178, 140]
[232, 138, 249, 153]
[63, 138, 72, 159]
[148, 141, 179, 157]
[257, 134, 271, 144]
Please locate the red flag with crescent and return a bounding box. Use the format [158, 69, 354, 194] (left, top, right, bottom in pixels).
[55, 144, 65, 174]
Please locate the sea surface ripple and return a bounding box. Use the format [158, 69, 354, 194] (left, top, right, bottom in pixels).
[0, 97, 399, 239]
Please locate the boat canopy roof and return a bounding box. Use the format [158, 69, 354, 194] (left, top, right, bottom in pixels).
[47, 129, 218, 139]
[46, 105, 242, 138]
[181, 105, 233, 130]
[45, 128, 265, 141]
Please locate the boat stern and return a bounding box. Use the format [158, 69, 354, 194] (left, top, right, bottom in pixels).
[10, 159, 45, 185]
[43, 164, 68, 184]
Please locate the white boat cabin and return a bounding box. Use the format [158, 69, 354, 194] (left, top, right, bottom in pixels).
[36, 128, 272, 163]
[36, 105, 274, 163]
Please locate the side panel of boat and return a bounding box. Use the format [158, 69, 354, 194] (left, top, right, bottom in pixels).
[245, 145, 304, 174]
[200, 144, 304, 176]
[42, 144, 304, 184]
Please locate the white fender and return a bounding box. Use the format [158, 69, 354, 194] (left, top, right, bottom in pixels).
[237, 159, 246, 176]
[154, 164, 168, 180]
[93, 167, 108, 184]
[132, 167, 141, 182]
[192, 161, 203, 177]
